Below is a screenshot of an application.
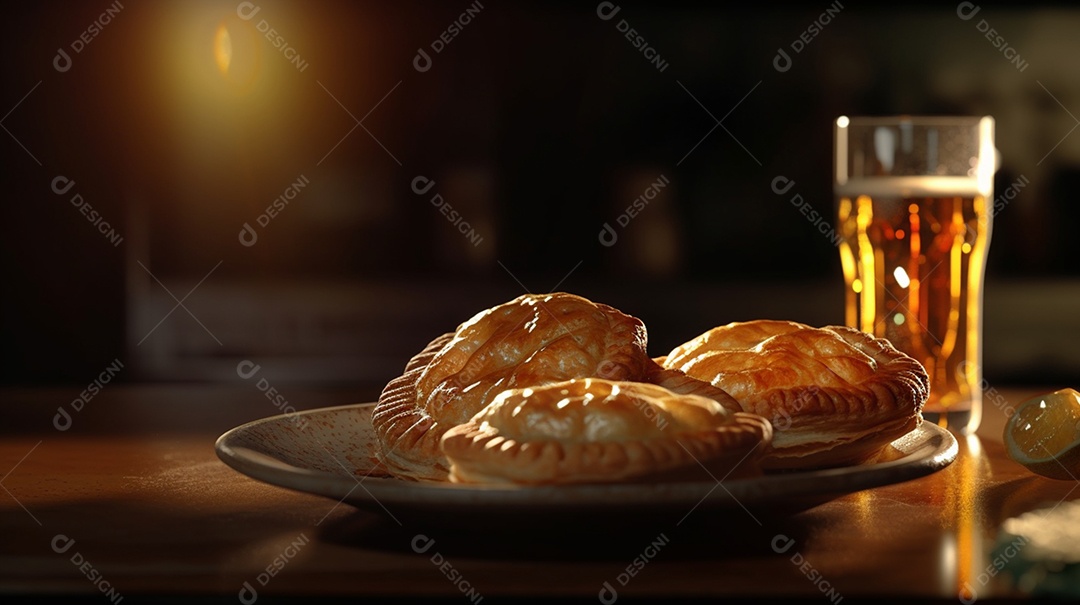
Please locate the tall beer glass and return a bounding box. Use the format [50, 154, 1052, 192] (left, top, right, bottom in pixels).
[835, 116, 995, 434]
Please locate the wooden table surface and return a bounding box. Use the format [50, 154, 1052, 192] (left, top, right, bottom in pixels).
[1, 384, 1076, 602]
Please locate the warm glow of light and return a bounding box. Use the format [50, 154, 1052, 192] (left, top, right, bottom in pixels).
[961, 242, 972, 254]
[954, 435, 986, 599]
[908, 204, 922, 322]
[959, 195, 991, 409]
[893, 266, 911, 288]
[208, 15, 263, 92]
[855, 195, 877, 334]
[895, 229, 905, 239]
[838, 196, 859, 327]
[936, 197, 965, 369]
[214, 23, 232, 75]
[836, 116, 850, 128]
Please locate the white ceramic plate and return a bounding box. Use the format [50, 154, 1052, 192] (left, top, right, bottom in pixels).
[215, 403, 958, 522]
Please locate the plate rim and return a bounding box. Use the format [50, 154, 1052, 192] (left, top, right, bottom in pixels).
[215, 402, 959, 511]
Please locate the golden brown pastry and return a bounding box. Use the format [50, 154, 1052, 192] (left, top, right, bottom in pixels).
[441, 378, 772, 485]
[373, 293, 737, 481]
[662, 320, 928, 469]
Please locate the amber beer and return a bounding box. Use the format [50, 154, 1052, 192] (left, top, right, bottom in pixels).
[835, 117, 995, 434]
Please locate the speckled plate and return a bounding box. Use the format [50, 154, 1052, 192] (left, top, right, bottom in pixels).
[215, 403, 958, 521]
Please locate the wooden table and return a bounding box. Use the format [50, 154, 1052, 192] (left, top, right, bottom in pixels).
[1, 385, 1075, 602]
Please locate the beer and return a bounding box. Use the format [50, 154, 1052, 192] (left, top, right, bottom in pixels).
[837, 177, 992, 433]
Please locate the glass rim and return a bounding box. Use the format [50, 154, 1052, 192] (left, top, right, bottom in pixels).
[836, 115, 993, 127]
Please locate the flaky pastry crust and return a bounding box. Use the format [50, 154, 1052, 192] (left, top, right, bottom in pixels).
[373, 293, 730, 481]
[663, 320, 928, 469]
[441, 378, 772, 485]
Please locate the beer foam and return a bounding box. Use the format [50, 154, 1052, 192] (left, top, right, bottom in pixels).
[835, 176, 986, 199]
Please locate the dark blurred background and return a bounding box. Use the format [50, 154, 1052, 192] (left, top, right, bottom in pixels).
[1, 1, 1078, 390]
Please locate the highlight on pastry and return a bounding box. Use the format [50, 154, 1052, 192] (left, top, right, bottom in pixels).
[373, 292, 669, 481]
[662, 320, 929, 469]
[440, 378, 773, 485]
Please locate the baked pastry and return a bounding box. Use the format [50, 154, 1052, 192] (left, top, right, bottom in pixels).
[374, 292, 737, 481]
[661, 320, 928, 469]
[441, 378, 773, 485]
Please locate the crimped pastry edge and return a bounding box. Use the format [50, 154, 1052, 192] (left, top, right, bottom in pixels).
[441, 411, 772, 485]
[371, 332, 456, 481]
[665, 323, 929, 470]
[372, 294, 658, 482]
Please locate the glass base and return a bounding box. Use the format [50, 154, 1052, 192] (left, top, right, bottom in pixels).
[921, 408, 979, 435]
